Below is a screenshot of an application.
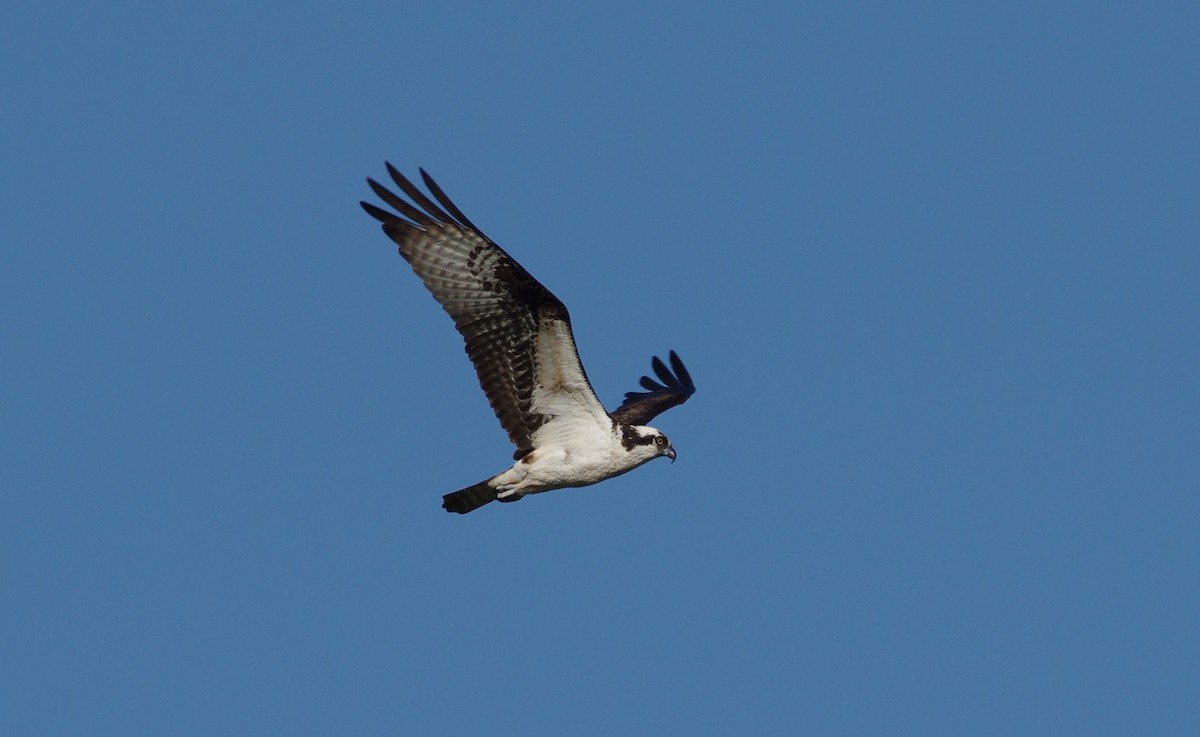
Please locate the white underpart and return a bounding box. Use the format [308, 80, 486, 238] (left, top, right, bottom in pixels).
[489, 424, 665, 500]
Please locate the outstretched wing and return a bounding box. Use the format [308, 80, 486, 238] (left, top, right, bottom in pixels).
[361, 164, 610, 457]
[608, 351, 696, 426]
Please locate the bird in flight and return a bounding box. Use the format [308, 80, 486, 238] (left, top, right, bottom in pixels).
[361, 164, 695, 514]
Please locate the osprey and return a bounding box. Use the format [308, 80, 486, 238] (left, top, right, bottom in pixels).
[361, 164, 695, 514]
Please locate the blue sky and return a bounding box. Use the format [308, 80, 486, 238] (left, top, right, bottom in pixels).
[3, 1, 1197, 735]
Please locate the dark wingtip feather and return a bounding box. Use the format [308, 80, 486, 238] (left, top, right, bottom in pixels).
[609, 351, 696, 426]
[654, 355, 684, 388]
[668, 350, 694, 389]
[360, 200, 392, 223]
[384, 161, 407, 188]
[419, 168, 485, 234]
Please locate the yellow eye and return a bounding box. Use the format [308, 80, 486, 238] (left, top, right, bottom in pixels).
[654, 435, 666, 446]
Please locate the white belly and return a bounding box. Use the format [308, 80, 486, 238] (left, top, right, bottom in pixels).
[490, 442, 650, 497]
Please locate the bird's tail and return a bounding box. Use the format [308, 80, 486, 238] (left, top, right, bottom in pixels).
[442, 479, 519, 514]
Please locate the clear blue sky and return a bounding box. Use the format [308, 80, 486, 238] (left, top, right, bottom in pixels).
[3, 2, 1197, 735]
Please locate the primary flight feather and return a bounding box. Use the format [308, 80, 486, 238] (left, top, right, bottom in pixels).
[361, 164, 695, 514]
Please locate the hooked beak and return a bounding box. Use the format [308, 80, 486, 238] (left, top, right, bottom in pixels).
[665, 447, 676, 463]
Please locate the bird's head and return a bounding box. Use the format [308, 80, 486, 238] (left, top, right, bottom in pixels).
[624, 424, 676, 463]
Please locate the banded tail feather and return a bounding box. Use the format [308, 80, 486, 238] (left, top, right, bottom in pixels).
[442, 480, 524, 514]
